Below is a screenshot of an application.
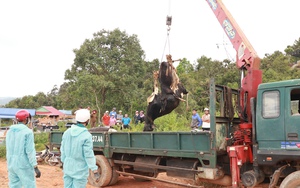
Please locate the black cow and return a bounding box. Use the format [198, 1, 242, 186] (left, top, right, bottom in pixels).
[143, 56, 188, 132]
[143, 82, 188, 131]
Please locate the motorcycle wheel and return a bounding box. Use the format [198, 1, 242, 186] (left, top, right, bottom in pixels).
[48, 157, 57, 166]
[44, 156, 50, 164]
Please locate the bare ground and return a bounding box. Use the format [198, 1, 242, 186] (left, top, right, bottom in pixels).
[0, 159, 271, 188]
[0, 159, 193, 188]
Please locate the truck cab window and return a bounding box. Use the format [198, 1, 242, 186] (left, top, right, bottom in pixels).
[262, 91, 280, 118]
[290, 88, 300, 115]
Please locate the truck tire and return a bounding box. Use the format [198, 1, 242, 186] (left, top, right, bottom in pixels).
[108, 166, 119, 186]
[88, 155, 113, 187]
[279, 171, 300, 188]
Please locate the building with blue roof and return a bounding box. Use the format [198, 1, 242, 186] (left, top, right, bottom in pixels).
[0, 108, 36, 119]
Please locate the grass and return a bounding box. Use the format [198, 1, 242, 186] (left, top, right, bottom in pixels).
[0, 146, 5, 158]
[34, 132, 50, 151]
[116, 111, 190, 132]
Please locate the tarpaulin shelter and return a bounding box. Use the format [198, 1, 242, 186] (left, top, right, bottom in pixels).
[0, 108, 36, 119]
[0, 108, 36, 126]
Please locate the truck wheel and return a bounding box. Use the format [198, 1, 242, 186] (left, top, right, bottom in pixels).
[279, 171, 300, 188]
[108, 166, 119, 186]
[242, 170, 257, 187]
[241, 170, 264, 187]
[88, 155, 112, 187]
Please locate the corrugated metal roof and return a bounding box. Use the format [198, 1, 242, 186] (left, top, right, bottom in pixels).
[59, 110, 72, 115]
[36, 106, 64, 116]
[0, 108, 36, 119]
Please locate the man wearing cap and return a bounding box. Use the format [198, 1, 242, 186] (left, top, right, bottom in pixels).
[61, 109, 100, 187]
[116, 110, 123, 126]
[202, 108, 210, 131]
[6, 110, 41, 188]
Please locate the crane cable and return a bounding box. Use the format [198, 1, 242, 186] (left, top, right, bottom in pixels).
[161, 0, 172, 62]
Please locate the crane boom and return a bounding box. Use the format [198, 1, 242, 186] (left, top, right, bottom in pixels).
[206, 0, 262, 123]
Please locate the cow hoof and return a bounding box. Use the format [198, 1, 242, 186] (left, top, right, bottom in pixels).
[143, 124, 154, 132]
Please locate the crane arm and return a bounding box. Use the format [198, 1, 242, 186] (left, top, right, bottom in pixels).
[206, 0, 262, 123]
[206, 0, 260, 70]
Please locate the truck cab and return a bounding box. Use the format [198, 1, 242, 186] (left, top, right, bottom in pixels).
[256, 79, 300, 166]
[253, 79, 300, 181]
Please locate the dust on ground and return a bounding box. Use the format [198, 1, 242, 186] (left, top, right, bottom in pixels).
[0, 159, 272, 188]
[0, 159, 193, 188]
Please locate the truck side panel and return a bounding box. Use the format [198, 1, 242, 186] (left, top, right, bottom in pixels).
[109, 132, 211, 158]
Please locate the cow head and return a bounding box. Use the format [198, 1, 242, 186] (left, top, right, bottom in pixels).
[175, 82, 188, 98]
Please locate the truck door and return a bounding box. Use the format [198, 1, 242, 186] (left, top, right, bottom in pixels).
[284, 87, 300, 149]
[256, 88, 285, 149]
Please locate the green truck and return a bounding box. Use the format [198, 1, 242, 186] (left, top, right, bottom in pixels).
[49, 79, 300, 187]
[50, 81, 233, 187]
[50, 1, 300, 187]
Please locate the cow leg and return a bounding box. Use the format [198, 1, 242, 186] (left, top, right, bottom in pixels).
[143, 123, 154, 131]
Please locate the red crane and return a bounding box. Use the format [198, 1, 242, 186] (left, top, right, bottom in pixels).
[206, 0, 262, 187]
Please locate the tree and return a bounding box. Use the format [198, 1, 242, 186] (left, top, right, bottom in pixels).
[64, 28, 151, 115]
[176, 58, 194, 75]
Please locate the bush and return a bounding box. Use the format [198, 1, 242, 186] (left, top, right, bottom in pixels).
[34, 132, 49, 151]
[0, 133, 49, 157]
[154, 111, 190, 132]
[0, 146, 6, 158]
[58, 121, 67, 132]
[118, 111, 190, 132]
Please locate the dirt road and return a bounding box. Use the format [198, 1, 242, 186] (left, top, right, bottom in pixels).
[0, 159, 273, 188]
[0, 159, 193, 188]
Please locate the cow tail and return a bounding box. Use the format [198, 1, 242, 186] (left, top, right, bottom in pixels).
[186, 93, 189, 111]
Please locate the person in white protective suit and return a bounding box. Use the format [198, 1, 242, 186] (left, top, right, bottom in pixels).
[61, 109, 100, 187]
[6, 109, 41, 188]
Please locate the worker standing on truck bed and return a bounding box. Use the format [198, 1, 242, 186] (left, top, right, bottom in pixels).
[191, 109, 202, 130]
[202, 108, 210, 131]
[6, 109, 41, 188]
[61, 109, 100, 187]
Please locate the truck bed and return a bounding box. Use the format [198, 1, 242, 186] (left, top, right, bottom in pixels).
[50, 131, 212, 159]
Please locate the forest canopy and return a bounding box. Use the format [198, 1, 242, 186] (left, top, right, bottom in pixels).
[5, 28, 300, 120]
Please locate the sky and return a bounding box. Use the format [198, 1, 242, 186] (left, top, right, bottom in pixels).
[0, 0, 299, 98]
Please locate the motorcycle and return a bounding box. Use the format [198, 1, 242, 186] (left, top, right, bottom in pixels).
[47, 150, 62, 166]
[36, 144, 50, 163]
[36, 144, 62, 167]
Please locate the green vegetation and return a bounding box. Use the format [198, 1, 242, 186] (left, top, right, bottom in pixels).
[58, 121, 67, 132]
[0, 132, 50, 159]
[0, 146, 6, 158]
[117, 111, 190, 132]
[34, 132, 49, 151]
[3, 28, 300, 129]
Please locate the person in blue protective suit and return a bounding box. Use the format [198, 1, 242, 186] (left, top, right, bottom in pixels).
[6, 109, 41, 188]
[61, 109, 100, 188]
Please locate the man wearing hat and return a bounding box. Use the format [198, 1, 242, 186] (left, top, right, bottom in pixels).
[61, 109, 100, 187]
[6, 110, 41, 188]
[202, 108, 210, 131]
[116, 110, 123, 126]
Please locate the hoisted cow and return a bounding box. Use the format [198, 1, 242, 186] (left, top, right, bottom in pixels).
[143, 55, 188, 131]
